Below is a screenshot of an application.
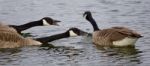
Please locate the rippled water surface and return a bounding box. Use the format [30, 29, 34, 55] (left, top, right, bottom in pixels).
[0, 0, 150, 66]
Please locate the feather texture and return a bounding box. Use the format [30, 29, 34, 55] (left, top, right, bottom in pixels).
[0, 23, 41, 48]
[92, 27, 141, 46]
[83, 11, 142, 46]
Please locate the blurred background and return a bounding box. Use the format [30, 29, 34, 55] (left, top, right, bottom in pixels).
[0, 0, 150, 66]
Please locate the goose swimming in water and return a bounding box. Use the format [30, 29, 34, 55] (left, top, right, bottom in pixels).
[0, 24, 88, 48]
[9, 17, 61, 34]
[83, 11, 142, 47]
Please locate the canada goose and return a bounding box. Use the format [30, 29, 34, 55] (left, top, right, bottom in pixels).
[9, 17, 61, 33]
[83, 11, 142, 47]
[0, 24, 89, 48]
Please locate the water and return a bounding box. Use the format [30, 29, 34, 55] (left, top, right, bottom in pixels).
[0, 0, 150, 66]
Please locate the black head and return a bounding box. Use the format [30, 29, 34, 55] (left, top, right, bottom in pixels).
[83, 11, 93, 21]
[83, 11, 100, 31]
[41, 17, 61, 26]
[66, 27, 90, 37]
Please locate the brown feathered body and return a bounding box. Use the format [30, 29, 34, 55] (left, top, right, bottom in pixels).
[92, 27, 142, 46]
[0, 23, 41, 48]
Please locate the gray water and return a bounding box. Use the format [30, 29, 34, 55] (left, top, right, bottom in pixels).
[0, 0, 150, 66]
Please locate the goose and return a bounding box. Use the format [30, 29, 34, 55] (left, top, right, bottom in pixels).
[9, 17, 61, 33]
[83, 11, 142, 47]
[0, 24, 89, 48]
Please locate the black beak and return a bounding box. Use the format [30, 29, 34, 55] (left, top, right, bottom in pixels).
[53, 19, 61, 22]
[138, 35, 143, 38]
[53, 19, 61, 26]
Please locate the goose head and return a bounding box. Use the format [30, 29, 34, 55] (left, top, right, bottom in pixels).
[83, 11, 93, 21]
[66, 28, 90, 37]
[41, 17, 61, 26]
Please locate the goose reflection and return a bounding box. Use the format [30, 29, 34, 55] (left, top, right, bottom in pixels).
[95, 45, 142, 65]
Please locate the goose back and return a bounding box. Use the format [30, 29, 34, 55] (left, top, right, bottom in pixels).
[0, 23, 17, 33]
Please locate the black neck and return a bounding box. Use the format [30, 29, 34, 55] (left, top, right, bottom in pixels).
[35, 32, 69, 44]
[87, 15, 99, 31]
[9, 20, 42, 33]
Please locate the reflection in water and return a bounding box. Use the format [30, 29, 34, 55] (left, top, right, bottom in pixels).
[0, 48, 21, 53]
[95, 45, 142, 65]
[39, 44, 83, 56]
[39, 45, 83, 66]
[0, 48, 21, 65]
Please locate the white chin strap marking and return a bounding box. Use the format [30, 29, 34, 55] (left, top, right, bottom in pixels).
[69, 30, 78, 37]
[42, 19, 51, 26]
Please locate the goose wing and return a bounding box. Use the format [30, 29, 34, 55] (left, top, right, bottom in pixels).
[111, 27, 142, 38]
[0, 27, 26, 48]
[0, 23, 23, 42]
[0, 29, 24, 42]
[95, 27, 142, 42]
[95, 29, 126, 42]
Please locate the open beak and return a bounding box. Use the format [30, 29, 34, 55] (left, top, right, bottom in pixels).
[53, 19, 61, 26]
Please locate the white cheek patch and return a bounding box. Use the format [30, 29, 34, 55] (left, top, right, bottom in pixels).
[42, 19, 51, 26]
[69, 30, 78, 37]
[113, 37, 138, 46]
